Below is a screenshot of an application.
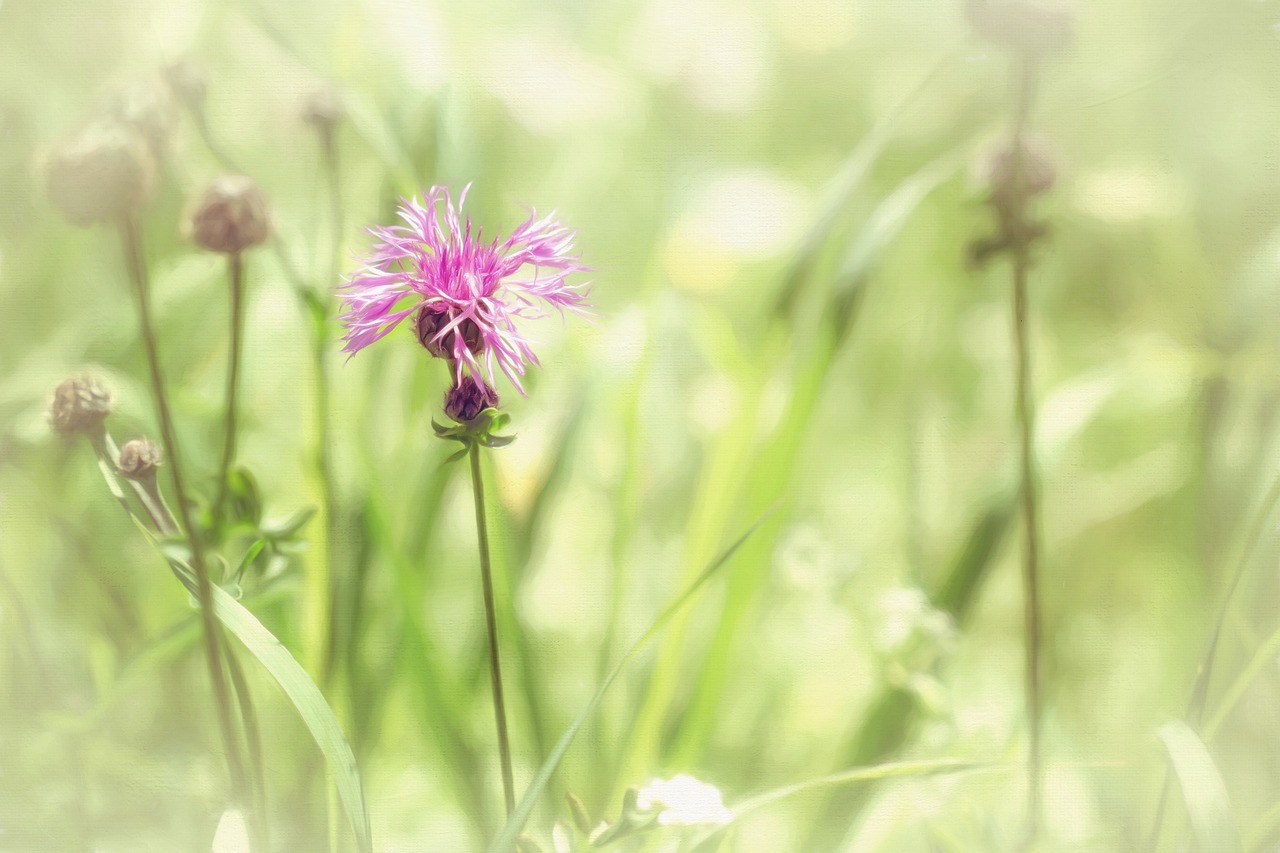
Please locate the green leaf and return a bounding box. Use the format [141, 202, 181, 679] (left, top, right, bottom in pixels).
[159, 551, 372, 853]
[235, 538, 269, 584]
[260, 505, 316, 540]
[1157, 720, 1242, 853]
[486, 512, 771, 853]
[227, 466, 263, 526]
[212, 584, 372, 853]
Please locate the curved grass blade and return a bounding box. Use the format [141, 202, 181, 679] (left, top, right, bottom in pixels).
[689, 759, 1001, 849]
[773, 49, 959, 318]
[1203, 619, 1280, 746]
[161, 552, 372, 853]
[486, 512, 772, 853]
[1245, 797, 1280, 852]
[90, 432, 370, 849]
[826, 151, 965, 342]
[1157, 721, 1242, 853]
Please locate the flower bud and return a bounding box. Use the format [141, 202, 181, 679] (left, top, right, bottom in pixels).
[303, 87, 345, 134]
[106, 77, 177, 160]
[45, 120, 154, 227]
[966, 0, 1075, 57]
[978, 133, 1057, 203]
[164, 59, 208, 110]
[415, 304, 482, 359]
[188, 175, 271, 254]
[117, 437, 162, 480]
[444, 375, 498, 425]
[50, 377, 112, 436]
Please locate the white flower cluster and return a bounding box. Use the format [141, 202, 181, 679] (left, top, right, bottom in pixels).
[636, 774, 735, 826]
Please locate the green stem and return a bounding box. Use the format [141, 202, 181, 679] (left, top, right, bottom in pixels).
[225, 644, 270, 851]
[185, 82, 343, 847]
[95, 431, 177, 537]
[1008, 54, 1043, 842]
[117, 214, 253, 828]
[213, 251, 246, 529]
[317, 123, 344, 692]
[469, 444, 517, 820]
[133, 473, 178, 536]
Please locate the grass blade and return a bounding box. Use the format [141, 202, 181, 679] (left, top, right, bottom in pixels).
[773, 49, 958, 318]
[826, 151, 965, 341]
[1203, 620, 1280, 746]
[485, 512, 771, 853]
[1157, 720, 1242, 853]
[159, 552, 372, 853]
[690, 759, 1000, 848]
[212, 583, 373, 853]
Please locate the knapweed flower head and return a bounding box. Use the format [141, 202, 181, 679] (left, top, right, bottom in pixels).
[339, 184, 589, 392]
[117, 437, 162, 481]
[188, 175, 271, 254]
[444, 375, 499, 425]
[45, 119, 154, 227]
[49, 376, 112, 436]
[433, 375, 514, 456]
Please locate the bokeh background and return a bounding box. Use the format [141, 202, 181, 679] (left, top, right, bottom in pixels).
[3, 0, 1280, 850]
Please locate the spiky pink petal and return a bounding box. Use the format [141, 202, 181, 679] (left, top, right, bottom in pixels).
[339, 185, 589, 391]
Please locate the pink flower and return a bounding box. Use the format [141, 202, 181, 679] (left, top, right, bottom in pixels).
[339, 184, 589, 391]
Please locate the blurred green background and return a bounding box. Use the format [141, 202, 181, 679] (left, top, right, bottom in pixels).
[4, 0, 1280, 850]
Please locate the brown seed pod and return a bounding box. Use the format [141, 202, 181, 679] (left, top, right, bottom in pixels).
[49, 377, 112, 436]
[188, 175, 271, 254]
[45, 120, 154, 227]
[117, 437, 162, 480]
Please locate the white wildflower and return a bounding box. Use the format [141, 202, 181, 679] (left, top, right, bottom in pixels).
[636, 774, 735, 826]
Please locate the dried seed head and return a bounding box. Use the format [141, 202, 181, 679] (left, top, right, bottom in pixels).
[50, 377, 112, 436]
[303, 87, 345, 134]
[979, 133, 1058, 203]
[444, 375, 499, 425]
[117, 437, 162, 480]
[106, 77, 177, 160]
[414, 303, 483, 360]
[966, 0, 1076, 57]
[45, 120, 155, 227]
[189, 175, 271, 254]
[164, 59, 208, 110]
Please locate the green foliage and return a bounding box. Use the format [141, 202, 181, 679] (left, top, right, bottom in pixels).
[4, 0, 1280, 850]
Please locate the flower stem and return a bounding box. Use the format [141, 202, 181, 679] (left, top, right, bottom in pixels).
[225, 645, 270, 851]
[1007, 55, 1044, 842]
[90, 431, 176, 536]
[317, 124, 344, 691]
[117, 214, 253, 829]
[469, 443, 516, 820]
[213, 251, 246, 529]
